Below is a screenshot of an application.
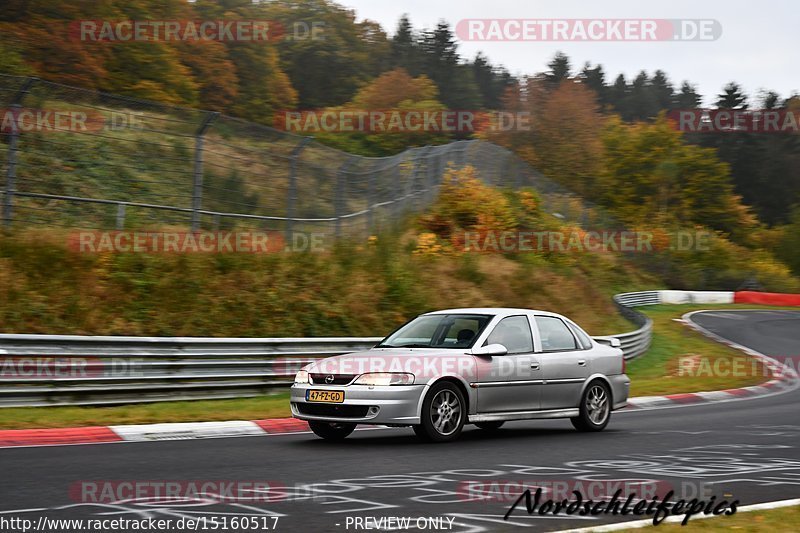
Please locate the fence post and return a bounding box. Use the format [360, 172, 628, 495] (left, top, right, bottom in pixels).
[3, 77, 37, 229]
[285, 137, 313, 243]
[430, 149, 442, 200]
[191, 112, 219, 232]
[366, 165, 377, 236]
[3, 124, 19, 229]
[115, 203, 126, 230]
[390, 162, 402, 222]
[423, 146, 434, 200]
[461, 139, 475, 170]
[457, 140, 469, 168]
[335, 157, 354, 239]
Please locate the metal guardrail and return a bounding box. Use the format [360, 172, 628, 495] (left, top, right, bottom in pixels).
[0, 336, 382, 407]
[601, 291, 660, 359]
[0, 293, 660, 407]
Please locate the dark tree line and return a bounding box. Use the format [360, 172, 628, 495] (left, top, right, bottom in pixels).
[543, 53, 800, 226]
[389, 16, 514, 110]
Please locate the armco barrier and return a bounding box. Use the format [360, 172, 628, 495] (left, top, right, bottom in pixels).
[0, 337, 381, 407]
[659, 290, 734, 305]
[11, 289, 795, 407]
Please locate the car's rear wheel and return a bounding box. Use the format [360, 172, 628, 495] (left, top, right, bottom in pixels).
[413, 382, 466, 443]
[308, 421, 356, 441]
[571, 381, 611, 432]
[475, 421, 504, 431]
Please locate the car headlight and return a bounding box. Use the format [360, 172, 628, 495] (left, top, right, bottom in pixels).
[294, 370, 310, 384]
[353, 372, 415, 386]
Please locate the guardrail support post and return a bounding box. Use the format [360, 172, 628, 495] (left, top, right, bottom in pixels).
[191, 112, 219, 232]
[285, 137, 313, 243]
[3, 77, 37, 229]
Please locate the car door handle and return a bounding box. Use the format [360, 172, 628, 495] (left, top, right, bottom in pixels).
[578, 360, 586, 366]
[530, 362, 540, 371]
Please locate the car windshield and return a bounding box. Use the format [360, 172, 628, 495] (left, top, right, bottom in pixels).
[376, 314, 493, 349]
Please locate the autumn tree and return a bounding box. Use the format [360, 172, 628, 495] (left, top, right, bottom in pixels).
[600, 114, 755, 235]
[315, 68, 450, 155]
[229, 44, 297, 122]
[528, 80, 605, 197]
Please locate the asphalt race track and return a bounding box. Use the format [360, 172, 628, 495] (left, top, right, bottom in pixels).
[1, 310, 799, 532]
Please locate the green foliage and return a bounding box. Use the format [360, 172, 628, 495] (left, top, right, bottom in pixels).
[775, 206, 800, 276]
[313, 68, 450, 156]
[0, 40, 33, 76]
[0, 215, 636, 337]
[599, 114, 755, 236]
[417, 166, 519, 244]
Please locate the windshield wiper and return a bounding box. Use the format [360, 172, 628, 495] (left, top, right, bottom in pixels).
[374, 343, 396, 348]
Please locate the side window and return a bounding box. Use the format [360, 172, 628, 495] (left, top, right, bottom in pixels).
[568, 322, 594, 350]
[535, 316, 578, 351]
[485, 316, 533, 354]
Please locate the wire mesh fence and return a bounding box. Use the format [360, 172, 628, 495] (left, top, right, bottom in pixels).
[0, 74, 621, 241]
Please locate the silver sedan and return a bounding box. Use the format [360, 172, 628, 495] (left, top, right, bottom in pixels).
[291, 308, 630, 442]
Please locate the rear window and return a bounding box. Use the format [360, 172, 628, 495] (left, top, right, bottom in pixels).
[568, 321, 594, 350]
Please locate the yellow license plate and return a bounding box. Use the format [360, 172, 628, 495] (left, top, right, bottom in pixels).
[306, 390, 345, 403]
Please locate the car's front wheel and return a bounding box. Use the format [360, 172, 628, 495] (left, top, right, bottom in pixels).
[309, 421, 356, 441]
[413, 381, 466, 443]
[571, 381, 611, 432]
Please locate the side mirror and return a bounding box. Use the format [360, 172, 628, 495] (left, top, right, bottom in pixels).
[471, 343, 508, 356]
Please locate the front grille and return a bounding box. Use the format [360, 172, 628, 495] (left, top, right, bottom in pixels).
[310, 374, 355, 385]
[296, 403, 371, 418]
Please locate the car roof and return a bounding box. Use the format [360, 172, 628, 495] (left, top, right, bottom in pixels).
[424, 308, 564, 318]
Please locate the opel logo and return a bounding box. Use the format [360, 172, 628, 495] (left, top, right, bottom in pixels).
[325, 374, 335, 384]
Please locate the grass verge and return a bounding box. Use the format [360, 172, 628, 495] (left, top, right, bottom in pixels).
[626, 304, 782, 397]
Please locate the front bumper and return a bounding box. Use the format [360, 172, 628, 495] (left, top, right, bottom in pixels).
[290, 384, 426, 425]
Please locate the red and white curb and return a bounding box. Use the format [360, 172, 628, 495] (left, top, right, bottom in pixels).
[625, 309, 798, 410]
[0, 418, 314, 448]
